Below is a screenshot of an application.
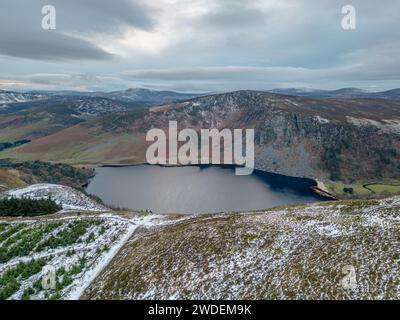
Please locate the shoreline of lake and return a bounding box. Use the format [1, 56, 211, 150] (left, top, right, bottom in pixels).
[92, 163, 335, 200]
[85, 164, 332, 214]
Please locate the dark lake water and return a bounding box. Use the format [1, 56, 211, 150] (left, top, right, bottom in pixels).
[86, 165, 323, 214]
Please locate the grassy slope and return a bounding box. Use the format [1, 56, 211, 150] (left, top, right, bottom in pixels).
[0, 169, 27, 192]
[0, 120, 49, 141]
[83, 197, 400, 300]
[0, 124, 147, 165]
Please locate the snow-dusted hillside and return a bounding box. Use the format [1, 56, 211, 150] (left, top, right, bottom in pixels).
[104, 88, 200, 105]
[83, 197, 400, 300]
[5, 184, 107, 212]
[0, 90, 46, 105]
[71, 98, 127, 117]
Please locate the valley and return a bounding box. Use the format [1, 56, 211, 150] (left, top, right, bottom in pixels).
[2, 0, 399, 304]
[1, 89, 399, 199]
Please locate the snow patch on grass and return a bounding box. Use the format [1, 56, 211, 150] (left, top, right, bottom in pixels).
[6, 184, 107, 212]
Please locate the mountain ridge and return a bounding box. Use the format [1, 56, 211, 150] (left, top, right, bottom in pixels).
[0, 88, 202, 105]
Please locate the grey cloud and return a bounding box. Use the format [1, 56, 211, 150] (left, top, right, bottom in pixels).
[197, 1, 269, 29]
[0, 0, 153, 61]
[27, 73, 119, 86]
[1, 72, 128, 91]
[0, 33, 114, 61]
[0, 0, 400, 91]
[121, 67, 313, 81]
[120, 60, 400, 91]
[163, 0, 400, 70]
[121, 66, 361, 83]
[53, 0, 154, 34]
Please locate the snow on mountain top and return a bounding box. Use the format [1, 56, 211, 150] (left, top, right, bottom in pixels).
[5, 183, 107, 212]
[0, 90, 46, 104]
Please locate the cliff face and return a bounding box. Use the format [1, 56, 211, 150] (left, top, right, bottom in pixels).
[144, 91, 400, 182]
[253, 112, 399, 181]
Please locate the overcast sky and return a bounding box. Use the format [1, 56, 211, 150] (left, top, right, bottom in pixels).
[0, 0, 399, 92]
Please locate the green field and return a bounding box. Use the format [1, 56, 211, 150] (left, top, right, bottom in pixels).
[364, 183, 400, 193]
[324, 179, 400, 199]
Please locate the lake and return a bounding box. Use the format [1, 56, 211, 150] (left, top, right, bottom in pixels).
[86, 165, 324, 214]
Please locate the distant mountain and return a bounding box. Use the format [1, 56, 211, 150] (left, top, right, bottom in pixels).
[269, 88, 400, 99]
[101, 88, 202, 105]
[0, 96, 133, 142]
[268, 88, 328, 97]
[0, 88, 202, 145]
[0, 89, 48, 105]
[374, 88, 400, 99]
[327, 88, 369, 98]
[0, 88, 201, 114]
[27, 87, 201, 103]
[4, 96, 128, 117]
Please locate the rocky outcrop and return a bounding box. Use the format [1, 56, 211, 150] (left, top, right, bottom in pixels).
[144, 91, 400, 182]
